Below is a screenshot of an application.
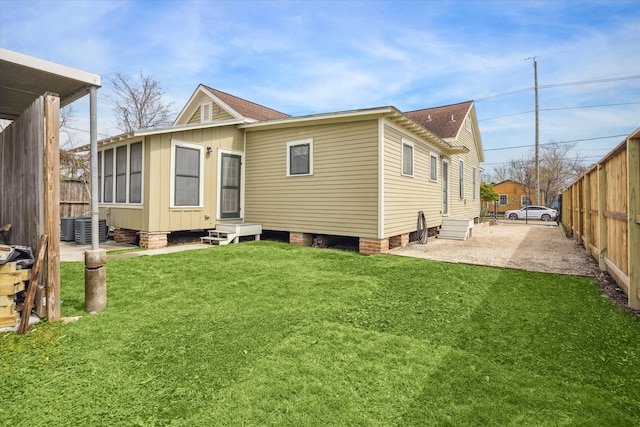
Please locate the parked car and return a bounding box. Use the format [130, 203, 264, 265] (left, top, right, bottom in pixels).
[504, 205, 557, 221]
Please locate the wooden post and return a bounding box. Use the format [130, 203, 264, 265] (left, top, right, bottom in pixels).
[44, 94, 60, 321]
[598, 163, 608, 272]
[627, 133, 640, 309]
[18, 235, 48, 335]
[584, 173, 592, 255]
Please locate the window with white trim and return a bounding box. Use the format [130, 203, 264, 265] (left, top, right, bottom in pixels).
[129, 142, 142, 203]
[287, 139, 313, 176]
[99, 141, 144, 205]
[499, 194, 508, 205]
[402, 139, 414, 176]
[472, 166, 477, 199]
[115, 145, 127, 203]
[103, 148, 114, 203]
[430, 152, 438, 181]
[459, 160, 464, 199]
[171, 140, 204, 207]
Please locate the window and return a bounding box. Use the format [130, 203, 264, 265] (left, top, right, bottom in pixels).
[287, 139, 313, 176]
[172, 141, 203, 207]
[201, 101, 212, 123]
[103, 149, 114, 203]
[472, 167, 477, 199]
[521, 195, 532, 205]
[99, 142, 144, 205]
[459, 160, 464, 199]
[129, 142, 142, 203]
[115, 145, 127, 203]
[499, 194, 508, 205]
[402, 139, 414, 176]
[98, 151, 103, 203]
[430, 152, 438, 181]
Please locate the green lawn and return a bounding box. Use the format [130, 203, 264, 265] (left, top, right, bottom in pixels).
[1, 241, 639, 426]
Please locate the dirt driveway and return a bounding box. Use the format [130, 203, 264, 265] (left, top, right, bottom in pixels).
[390, 221, 599, 277]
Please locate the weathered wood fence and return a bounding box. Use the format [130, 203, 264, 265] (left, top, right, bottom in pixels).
[60, 179, 90, 218]
[561, 128, 639, 309]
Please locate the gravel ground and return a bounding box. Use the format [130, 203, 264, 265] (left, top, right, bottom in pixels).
[390, 221, 599, 276]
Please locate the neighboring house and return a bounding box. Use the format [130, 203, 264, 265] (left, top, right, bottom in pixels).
[484, 179, 545, 214]
[95, 84, 484, 254]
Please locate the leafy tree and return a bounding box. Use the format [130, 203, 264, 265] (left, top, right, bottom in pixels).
[110, 71, 174, 133]
[480, 182, 499, 220]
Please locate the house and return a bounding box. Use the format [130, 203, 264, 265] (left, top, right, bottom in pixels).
[484, 179, 545, 215]
[95, 84, 484, 254]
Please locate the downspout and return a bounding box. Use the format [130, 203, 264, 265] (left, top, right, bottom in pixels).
[378, 118, 385, 239]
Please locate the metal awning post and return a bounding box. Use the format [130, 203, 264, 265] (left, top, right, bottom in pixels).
[84, 85, 107, 314]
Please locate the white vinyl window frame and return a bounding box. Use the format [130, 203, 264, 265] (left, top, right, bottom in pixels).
[429, 152, 438, 182]
[286, 139, 313, 176]
[459, 159, 465, 199]
[401, 138, 414, 177]
[98, 141, 144, 206]
[170, 139, 204, 208]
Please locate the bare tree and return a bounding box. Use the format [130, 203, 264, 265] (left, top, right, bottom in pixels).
[110, 71, 174, 133]
[59, 105, 90, 181]
[490, 164, 511, 183]
[503, 142, 588, 206]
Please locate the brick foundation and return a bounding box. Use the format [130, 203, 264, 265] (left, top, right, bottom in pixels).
[139, 232, 168, 249]
[389, 233, 410, 249]
[113, 228, 137, 244]
[290, 232, 313, 247]
[359, 238, 389, 255]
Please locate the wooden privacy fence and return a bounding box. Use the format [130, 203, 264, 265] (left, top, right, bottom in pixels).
[60, 179, 90, 218]
[561, 128, 639, 310]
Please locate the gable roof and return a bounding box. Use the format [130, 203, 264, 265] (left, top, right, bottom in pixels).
[201, 85, 290, 121]
[405, 100, 473, 139]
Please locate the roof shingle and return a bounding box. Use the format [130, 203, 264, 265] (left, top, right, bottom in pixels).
[202, 85, 290, 121]
[405, 101, 473, 139]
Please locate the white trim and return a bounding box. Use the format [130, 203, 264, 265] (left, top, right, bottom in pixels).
[429, 151, 438, 182]
[170, 139, 205, 208]
[286, 138, 313, 176]
[217, 148, 245, 220]
[499, 194, 508, 205]
[401, 138, 414, 177]
[378, 118, 385, 239]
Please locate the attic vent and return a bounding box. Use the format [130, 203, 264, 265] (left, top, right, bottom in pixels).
[201, 101, 212, 123]
[449, 114, 456, 123]
[427, 114, 432, 122]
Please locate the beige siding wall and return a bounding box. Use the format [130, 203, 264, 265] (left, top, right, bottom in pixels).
[245, 120, 379, 238]
[448, 120, 482, 220]
[383, 123, 444, 237]
[100, 126, 244, 233]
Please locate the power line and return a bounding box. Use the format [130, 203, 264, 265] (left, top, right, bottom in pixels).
[475, 74, 640, 102]
[484, 134, 628, 152]
[479, 101, 640, 121]
[482, 155, 604, 166]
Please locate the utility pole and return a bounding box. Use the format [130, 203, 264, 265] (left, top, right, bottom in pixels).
[534, 57, 540, 206]
[526, 56, 540, 205]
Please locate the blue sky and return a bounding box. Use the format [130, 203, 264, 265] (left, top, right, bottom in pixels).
[1, 0, 639, 175]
